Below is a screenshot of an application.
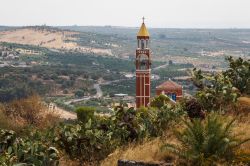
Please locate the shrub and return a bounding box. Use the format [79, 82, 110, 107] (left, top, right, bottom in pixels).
[136, 107, 158, 137]
[3, 95, 44, 125]
[112, 104, 184, 140]
[162, 113, 250, 165]
[150, 94, 171, 109]
[74, 89, 84, 98]
[76, 107, 95, 123]
[0, 129, 59, 166]
[55, 120, 115, 164]
[192, 68, 239, 111]
[0, 108, 16, 131]
[223, 56, 250, 95]
[112, 106, 139, 142]
[185, 98, 205, 120]
[154, 104, 185, 135]
[1, 95, 59, 129]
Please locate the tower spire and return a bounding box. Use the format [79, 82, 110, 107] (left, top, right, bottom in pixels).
[137, 17, 150, 38]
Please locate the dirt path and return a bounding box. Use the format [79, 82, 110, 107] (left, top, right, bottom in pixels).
[153, 63, 168, 70]
[55, 107, 77, 120]
[94, 83, 103, 98]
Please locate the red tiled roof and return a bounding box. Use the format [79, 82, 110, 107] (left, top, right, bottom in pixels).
[156, 80, 182, 90]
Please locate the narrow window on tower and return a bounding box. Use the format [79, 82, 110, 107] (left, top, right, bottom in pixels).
[140, 54, 148, 70]
[141, 40, 145, 49]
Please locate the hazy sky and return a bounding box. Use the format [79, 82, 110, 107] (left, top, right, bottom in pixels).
[1, 0, 250, 28]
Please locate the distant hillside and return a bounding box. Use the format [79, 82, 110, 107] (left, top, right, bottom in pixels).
[0, 26, 78, 49]
[0, 26, 16, 31]
[1, 26, 250, 62]
[0, 26, 112, 55]
[59, 26, 250, 58]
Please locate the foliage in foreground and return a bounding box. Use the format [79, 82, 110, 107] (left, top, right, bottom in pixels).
[0, 94, 185, 165]
[1, 97, 183, 165]
[54, 104, 184, 164]
[223, 56, 250, 95]
[162, 113, 250, 165]
[75, 106, 95, 123]
[0, 129, 59, 166]
[191, 57, 250, 112]
[55, 120, 115, 164]
[1, 95, 59, 129]
[150, 94, 171, 109]
[184, 98, 205, 120]
[0, 56, 249, 165]
[192, 69, 239, 111]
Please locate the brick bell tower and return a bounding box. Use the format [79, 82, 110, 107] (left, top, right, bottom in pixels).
[136, 17, 151, 108]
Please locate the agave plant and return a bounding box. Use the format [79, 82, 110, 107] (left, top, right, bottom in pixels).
[162, 113, 250, 165]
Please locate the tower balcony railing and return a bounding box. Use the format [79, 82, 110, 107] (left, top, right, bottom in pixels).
[136, 47, 150, 50]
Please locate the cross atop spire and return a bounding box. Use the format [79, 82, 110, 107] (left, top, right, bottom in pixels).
[142, 16, 145, 23]
[137, 17, 150, 38]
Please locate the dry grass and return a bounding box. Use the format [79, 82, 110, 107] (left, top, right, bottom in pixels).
[100, 134, 178, 166]
[59, 157, 80, 166]
[0, 28, 113, 55]
[238, 97, 250, 107]
[101, 138, 163, 166]
[100, 112, 250, 166]
[0, 107, 21, 131]
[1, 95, 60, 130]
[0, 28, 78, 50]
[234, 113, 250, 152]
[237, 96, 250, 114]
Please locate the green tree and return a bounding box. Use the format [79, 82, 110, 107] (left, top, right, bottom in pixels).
[75, 89, 84, 98]
[223, 56, 250, 95]
[192, 68, 239, 111]
[76, 107, 95, 123]
[150, 94, 171, 109]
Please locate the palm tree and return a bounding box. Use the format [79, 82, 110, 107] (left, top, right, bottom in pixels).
[162, 113, 250, 165]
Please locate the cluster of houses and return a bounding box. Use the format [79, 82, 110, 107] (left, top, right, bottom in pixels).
[0, 46, 19, 60]
[0, 46, 42, 67]
[0, 46, 42, 60]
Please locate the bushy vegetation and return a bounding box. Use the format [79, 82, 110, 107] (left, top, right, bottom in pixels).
[52, 103, 184, 164]
[0, 56, 249, 165]
[192, 68, 239, 111]
[191, 56, 249, 113]
[223, 56, 250, 95]
[76, 107, 95, 123]
[184, 98, 205, 120]
[0, 129, 59, 166]
[55, 120, 115, 164]
[150, 94, 171, 109]
[1, 95, 59, 128]
[0, 94, 184, 165]
[0, 75, 47, 102]
[162, 113, 250, 165]
[0, 96, 60, 165]
[157, 56, 250, 165]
